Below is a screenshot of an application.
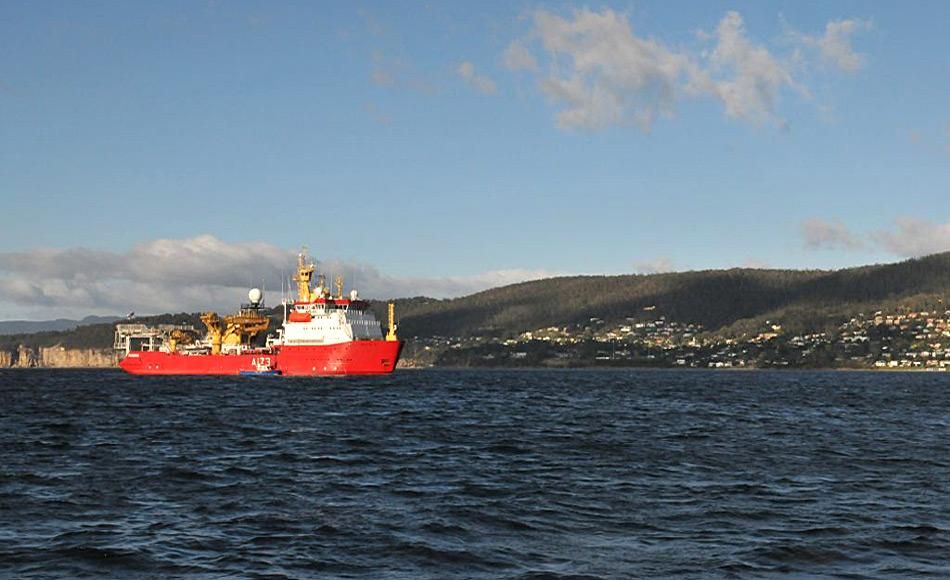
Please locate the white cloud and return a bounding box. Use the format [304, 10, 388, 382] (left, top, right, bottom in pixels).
[528, 8, 691, 130]
[802, 217, 950, 257]
[333, 264, 555, 300]
[871, 217, 950, 257]
[801, 218, 865, 251]
[507, 8, 865, 131]
[456, 61, 498, 95]
[633, 257, 675, 274]
[503, 41, 538, 71]
[800, 18, 871, 73]
[0, 236, 557, 319]
[698, 11, 805, 125]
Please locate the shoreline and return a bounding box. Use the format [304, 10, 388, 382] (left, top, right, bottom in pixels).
[2, 365, 946, 373]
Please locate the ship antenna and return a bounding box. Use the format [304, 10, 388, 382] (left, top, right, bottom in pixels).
[281, 272, 287, 323]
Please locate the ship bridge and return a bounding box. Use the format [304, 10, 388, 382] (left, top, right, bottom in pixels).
[280, 252, 388, 345]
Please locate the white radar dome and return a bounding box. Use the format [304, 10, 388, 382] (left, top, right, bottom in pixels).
[248, 288, 263, 304]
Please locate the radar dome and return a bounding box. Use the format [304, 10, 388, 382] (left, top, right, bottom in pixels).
[248, 288, 263, 305]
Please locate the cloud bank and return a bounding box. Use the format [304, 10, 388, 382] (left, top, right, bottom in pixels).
[0, 236, 557, 319]
[505, 9, 868, 130]
[633, 257, 675, 275]
[802, 217, 950, 257]
[798, 18, 872, 73]
[801, 218, 866, 251]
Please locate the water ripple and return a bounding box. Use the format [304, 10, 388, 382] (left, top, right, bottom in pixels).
[1, 369, 948, 578]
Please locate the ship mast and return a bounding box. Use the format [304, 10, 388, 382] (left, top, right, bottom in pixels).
[386, 302, 398, 341]
[292, 251, 315, 302]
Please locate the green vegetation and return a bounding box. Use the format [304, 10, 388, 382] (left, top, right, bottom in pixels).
[382, 252, 950, 338]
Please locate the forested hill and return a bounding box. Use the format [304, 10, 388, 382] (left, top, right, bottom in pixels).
[384, 252, 950, 338]
[0, 316, 120, 336]
[2, 252, 948, 351]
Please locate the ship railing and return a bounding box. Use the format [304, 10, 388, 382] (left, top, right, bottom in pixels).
[114, 323, 196, 334]
[113, 323, 199, 355]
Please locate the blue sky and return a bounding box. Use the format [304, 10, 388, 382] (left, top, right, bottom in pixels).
[1, 1, 949, 319]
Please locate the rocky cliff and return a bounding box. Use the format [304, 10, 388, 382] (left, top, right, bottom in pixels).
[0, 345, 115, 368]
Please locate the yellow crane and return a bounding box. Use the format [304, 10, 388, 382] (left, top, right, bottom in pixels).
[201, 311, 269, 355]
[166, 329, 196, 353]
[386, 302, 398, 341]
[292, 252, 315, 302]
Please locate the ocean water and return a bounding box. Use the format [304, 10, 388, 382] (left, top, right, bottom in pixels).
[0, 369, 947, 579]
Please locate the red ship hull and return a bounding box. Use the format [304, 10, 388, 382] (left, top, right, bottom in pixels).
[118, 340, 403, 376]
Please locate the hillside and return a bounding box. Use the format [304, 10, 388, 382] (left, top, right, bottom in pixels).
[0, 315, 120, 336]
[386, 252, 950, 338]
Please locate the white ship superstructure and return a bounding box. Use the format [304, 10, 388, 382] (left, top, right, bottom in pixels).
[278, 295, 385, 345]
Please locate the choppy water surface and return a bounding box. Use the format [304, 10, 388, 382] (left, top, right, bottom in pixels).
[1, 369, 948, 578]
